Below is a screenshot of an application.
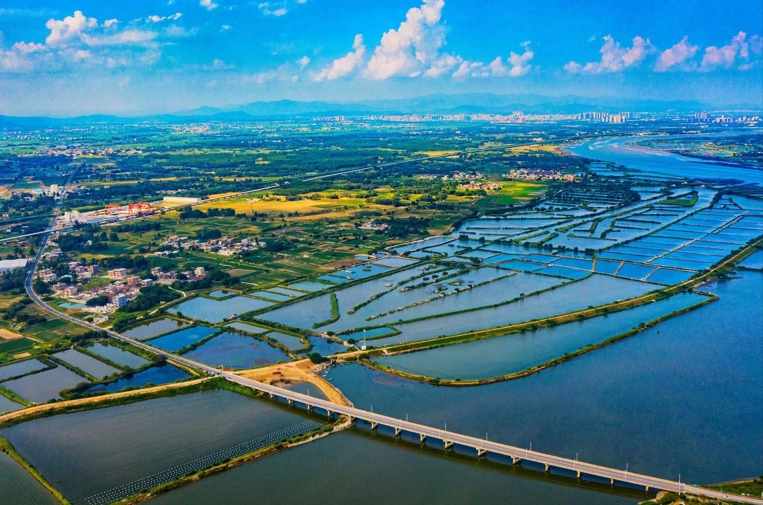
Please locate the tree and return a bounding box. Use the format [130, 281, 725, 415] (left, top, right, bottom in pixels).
[86, 295, 110, 307]
[308, 353, 326, 364]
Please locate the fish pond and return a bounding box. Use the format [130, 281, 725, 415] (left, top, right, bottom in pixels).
[0, 389, 322, 504]
[87, 364, 189, 394]
[148, 326, 217, 352]
[168, 296, 273, 323]
[2, 366, 88, 403]
[184, 332, 290, 369]
[375, 292, 709, 380]
[122, 318, 188, 341]
[87, 343, 148, 369]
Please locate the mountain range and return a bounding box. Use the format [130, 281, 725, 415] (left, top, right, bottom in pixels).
[1, 93, 760, 127]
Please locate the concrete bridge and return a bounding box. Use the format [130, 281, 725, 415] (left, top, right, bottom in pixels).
[21, 191, 763, 505]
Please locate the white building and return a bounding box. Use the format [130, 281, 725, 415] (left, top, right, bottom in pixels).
[0, 258, 28, 272]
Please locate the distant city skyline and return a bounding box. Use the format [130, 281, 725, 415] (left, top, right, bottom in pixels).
[0, 0, 761, 116]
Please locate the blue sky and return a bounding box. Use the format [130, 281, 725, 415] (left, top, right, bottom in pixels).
[0, 0, 761, 116]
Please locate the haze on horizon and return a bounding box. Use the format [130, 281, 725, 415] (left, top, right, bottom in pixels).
[0, 0, 761, 117]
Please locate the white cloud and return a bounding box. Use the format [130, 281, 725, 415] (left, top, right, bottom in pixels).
[259, 2, 288, 16]
[423, 54, 460, 77]
[147, 13, 182, 23]
[200, 0, 218, 11]
[245, 63, 295, 84]
[298, 55, 310, 69]
[103, 19, 119, 28]
[565, 35, 652, 74]
[450, 43, 533, 79]
[11, 41, 45, 54]
[506, 42, 534, 76]
[81, 30, 157, 47]
[45, 10, 98, 45]
[72, 49, 91, 61]
[364, 0, 450, 80]
[654, 36, 698, 72]
[206, 79, 217, 87]
[700, 31, 757, 71]
[204, 58, 234, 70]
[314, 34, 365, 81]
[563, 61, 583, 74]
[452, 61, 483, 78]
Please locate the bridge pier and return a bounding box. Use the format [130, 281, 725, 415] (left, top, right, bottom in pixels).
[443, 440, 454, 450]
[511, 456, 522, 465]
[610, 478, 615, 485]
[476, 448, 486, 458]
[419, 433, 426, 443]
[306, 404, 313, 412]
[370, 422, 378, 430]
[645, 485, 649, 492]
[287, 398, 293, 405]
[394, 427, 402, 437]
[326, 410, 333, 418]
[576, 471, 581, 479]
[544, 463, 550, 472]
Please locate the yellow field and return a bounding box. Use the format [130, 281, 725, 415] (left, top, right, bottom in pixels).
[198, 195, 389, 220]
[0, 328, 23, 340]
[415, 150, 460, 157]
[508, 144, 562, 153]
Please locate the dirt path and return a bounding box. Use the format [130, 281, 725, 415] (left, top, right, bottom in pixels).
[0, 378, 208, 425]
[235, 359, 352, 407]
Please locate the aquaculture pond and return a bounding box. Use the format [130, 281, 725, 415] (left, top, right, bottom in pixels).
[207, 290, 236, 299]
[740, 250, 763, 270]
[87, 364, 189, 393]
[252, 291, 292, 302]
[375, 292, 709, 380]
[3, 366, 88, 403]
[0, 452, 61, 505]
[226, 321, 268, 334]
[305, 336, 346, 356]
[0, 394, 23, 415]
[148, 326, 217, 352]
[376, 275, 658, 345]
[327, 272, 763, 485]
[53, 350, 119, 380]
[0, 358, 47, 381]
[372, 256, 418, 268]
[87, 343, 149, 369]
[122, 318, 187, 340]
[0, 389, 323, 505]
[341, 327, 397, 341]
[326, 270, 566, 331]
[286, 281, 330, 292]
[149, 430, 637, 505]
[168, 296, 273, 323]
[184, 332, 290, 369]
[266, 286, 305, 297]
[264, 331, 306, 351]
